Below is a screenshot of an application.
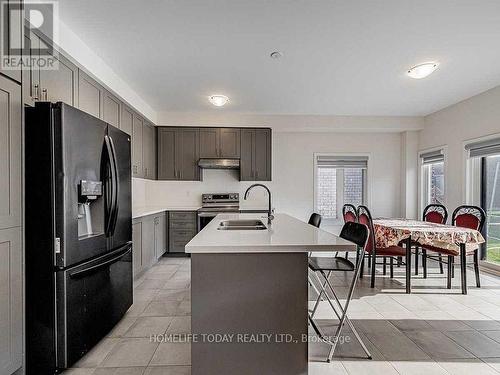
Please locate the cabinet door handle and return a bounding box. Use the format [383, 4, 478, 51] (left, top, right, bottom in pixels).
[255, 170, 259, 179]
[33, 84, 39, 100]
[41, 88, 48, 101]
[145, 167, 148, 177]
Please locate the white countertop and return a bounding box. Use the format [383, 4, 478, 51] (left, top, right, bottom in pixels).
[185, 213, 357, 253]
[132, 205, 201, 219]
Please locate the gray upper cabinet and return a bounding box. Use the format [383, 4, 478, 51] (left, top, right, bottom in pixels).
[143, 122, 156, 179]
[132, 113, 144, 178]
[22, 29, 39, 107]
[120, 105, 133, 136]
[240, 128, 271, 181]
[158, 128, 200, 181]
[177, 128, 200, 180]
[254, 129, 272, 180]
[0, 227, 22, 374]
[103, 90, 121, 128]
[199, 128, 219, 158]
[0, 75, 21, 230]
[23, 31, 78, 107]
[158, 128, 177, 180]
[220, 128, 240, 158]
[40, 49, 78, 106]
[199, 128, 240, 158]
[0, 0, 22, 83]
[78, 70, 103, 119]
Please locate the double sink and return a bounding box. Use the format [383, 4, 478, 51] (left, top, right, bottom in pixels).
[217, 219, 267, 230]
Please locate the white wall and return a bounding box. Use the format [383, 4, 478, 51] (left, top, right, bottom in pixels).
[419, 85, 500, 210]
[400, 131, 419, 219]
[135, 131, 402, 222]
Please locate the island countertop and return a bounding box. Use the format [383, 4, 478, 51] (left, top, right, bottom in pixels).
[185, 213, 356, 253]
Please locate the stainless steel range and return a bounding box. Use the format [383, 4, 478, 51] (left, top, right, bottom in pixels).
[197, 193, 240, 231]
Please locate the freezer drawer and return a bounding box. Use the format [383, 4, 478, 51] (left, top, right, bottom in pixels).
[56, 244, 132, 369]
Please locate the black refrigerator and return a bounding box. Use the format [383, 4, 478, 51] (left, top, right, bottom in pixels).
[25, 102, 133, 374]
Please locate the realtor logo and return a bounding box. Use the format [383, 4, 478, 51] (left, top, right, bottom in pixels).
[1, 0, 59, 70]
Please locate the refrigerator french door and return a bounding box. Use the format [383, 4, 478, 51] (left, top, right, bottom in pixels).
[25, 102, 132, 374]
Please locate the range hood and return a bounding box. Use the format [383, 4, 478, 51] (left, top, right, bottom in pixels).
[198, 158, 240, 169]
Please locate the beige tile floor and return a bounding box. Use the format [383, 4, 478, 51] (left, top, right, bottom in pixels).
[65, 255, 500, 375]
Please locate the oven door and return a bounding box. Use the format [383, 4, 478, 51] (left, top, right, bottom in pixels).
[197, 211, 217, 232]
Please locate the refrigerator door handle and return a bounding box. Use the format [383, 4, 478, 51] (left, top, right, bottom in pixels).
[104, 135, 118, 236]
[69, 246, 131, 279]
[108, 135, 120, 236]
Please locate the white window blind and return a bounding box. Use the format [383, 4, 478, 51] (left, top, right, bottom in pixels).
[465, 137, 500, 158]
[420, 149, 444, 165]
[316, 155, 368, 169]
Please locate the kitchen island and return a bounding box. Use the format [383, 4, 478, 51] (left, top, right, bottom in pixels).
[185, 213, 356, 375]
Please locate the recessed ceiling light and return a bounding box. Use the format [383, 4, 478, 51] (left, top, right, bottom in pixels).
[209, 95, 229, 107]
[407, 62, 439, 79]
[270, 51, 283, 59]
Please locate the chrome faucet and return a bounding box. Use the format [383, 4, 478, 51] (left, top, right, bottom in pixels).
[244, 183, 274, 225]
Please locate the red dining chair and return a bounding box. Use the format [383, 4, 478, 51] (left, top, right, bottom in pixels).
[417, 204, 448, 278]
[357, 206, 408, 288]
[342, 204, 357, 259]
[422, 205, 485, 290]
[342, 204, 357, 223]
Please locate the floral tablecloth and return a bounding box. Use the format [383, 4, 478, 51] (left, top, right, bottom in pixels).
[373, 218, 485, 255]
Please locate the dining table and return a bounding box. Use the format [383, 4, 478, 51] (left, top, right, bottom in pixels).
[372, 218, 485, 294]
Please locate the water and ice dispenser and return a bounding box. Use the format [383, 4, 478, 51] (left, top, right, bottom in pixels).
[77, 180, 103, 237]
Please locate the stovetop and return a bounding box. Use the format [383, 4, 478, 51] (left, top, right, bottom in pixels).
[199, 193, 240, 212]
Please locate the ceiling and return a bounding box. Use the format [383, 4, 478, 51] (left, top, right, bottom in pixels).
[58, 0, 500, 116]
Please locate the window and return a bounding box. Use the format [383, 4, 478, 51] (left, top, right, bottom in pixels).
[466, 136, 500, 267]
[420, 149, 445, 207]
[315, 155, 367, 221]
[482, 155, 500, 265]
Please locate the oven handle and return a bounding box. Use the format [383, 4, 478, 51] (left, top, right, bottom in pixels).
[197, 212, 219, 217]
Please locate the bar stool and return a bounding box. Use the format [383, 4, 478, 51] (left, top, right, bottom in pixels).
[308, 221, 372, 361]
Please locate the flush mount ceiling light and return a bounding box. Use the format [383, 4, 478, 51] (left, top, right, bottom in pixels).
[270, 51, 283, 59]
[209, 95, 229, 107]
[407, 62, 439, 79]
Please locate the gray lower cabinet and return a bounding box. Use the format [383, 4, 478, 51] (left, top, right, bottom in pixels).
[103, 90, 121, 128]
[0, 75, 22, 229]
[141, 215, 156, 270]
[240, 128, 272, 181]
[0, 227, 22, 374]
[132, 212, 168, 278]
[199, 128, 240, 158]
[158, 128, 200, 181]
[132, 222, 143, 277]
[154, 214, 167, 260]
[132, 114, 144, 178]
[78, 70, 104, 119]
[169, 211, 197, 253]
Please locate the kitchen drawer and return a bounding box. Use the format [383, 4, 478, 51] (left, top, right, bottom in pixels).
[169, 211, 197, 222]
[169, 221, 196, 230]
